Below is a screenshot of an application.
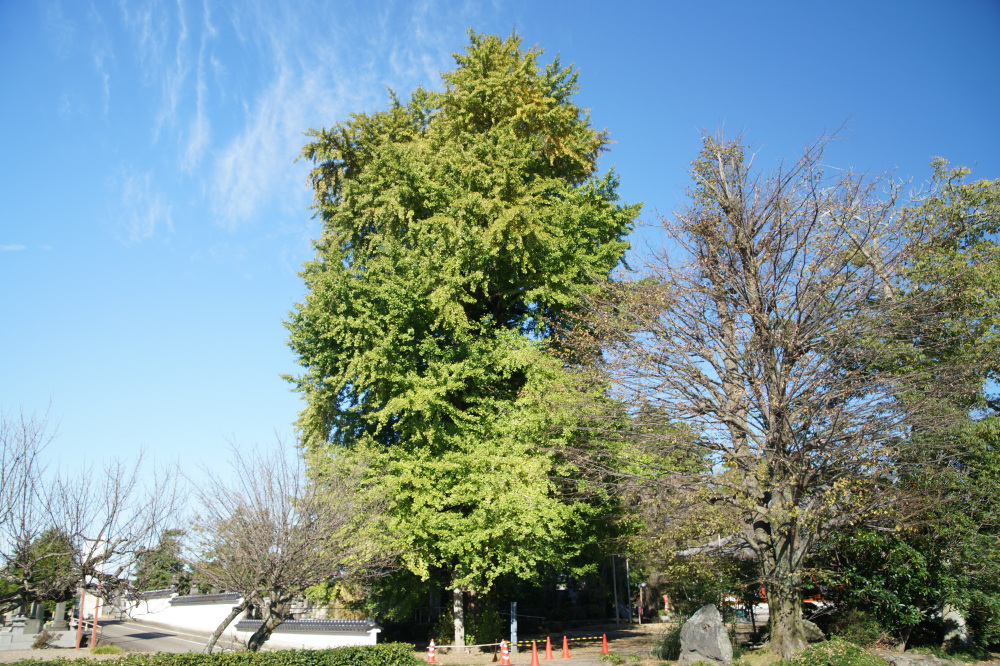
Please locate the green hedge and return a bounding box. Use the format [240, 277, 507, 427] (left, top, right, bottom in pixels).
[5, 644, 420, 666]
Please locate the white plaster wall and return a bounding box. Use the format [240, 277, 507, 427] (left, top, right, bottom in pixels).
[122, 595, 174, 619]
[146, 600, 248, 634]
[124, 596, 378, 649]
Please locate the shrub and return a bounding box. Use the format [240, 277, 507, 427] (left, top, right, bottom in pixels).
[32, 629, 56, 649]
[91, 645, 125, 655]
[317, 643, 421, 666]
[651, 616, 687, 661]
[784, 638, 884, 666]
[3, 645, 421, 666]
[827, 610, 889, 648]
[599, 652, 626, 665]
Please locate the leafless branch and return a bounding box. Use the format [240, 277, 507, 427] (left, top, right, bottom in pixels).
[189, 438, 396, 652]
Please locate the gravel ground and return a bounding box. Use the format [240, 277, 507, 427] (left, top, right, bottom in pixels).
[412, 623, 674, 665]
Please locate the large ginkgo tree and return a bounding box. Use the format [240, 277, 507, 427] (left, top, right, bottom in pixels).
[285, 31, 639, 647]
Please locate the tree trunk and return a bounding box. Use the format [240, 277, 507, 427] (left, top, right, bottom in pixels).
[895, 626, 912, 653]
[247, 600, 284, 652]
[204, 599, 249, 654]
[766, 576, 806, 658]
[453, 586, 466, 652]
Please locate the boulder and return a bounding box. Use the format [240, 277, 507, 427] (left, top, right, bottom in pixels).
[940, 604, 972, 652]
[874, 650, 964, 666]
[679, 604, 732, 666]
[802, 619, 826, 643]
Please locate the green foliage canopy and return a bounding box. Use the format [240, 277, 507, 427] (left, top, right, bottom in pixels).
[286, 31, 638, 598]
[133, 528, 186, 592]
[817, 165, 1000, 650]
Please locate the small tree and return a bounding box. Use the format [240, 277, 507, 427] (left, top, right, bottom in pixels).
[133, 529, 187, 592]
[191, 442, 394, 653]
[569, 133, 979, 657]
[0, 409, 50, 545]
[0, 411, 182, 614]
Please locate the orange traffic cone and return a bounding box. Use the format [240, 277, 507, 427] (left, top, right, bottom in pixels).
[499, 640, 511, 666]
[561, 636, 570, 659]
[602, 634, 610, 655]
[531, 641, 541, 666]
[544, 636, 554, 660]
[427, 639, 436, 663]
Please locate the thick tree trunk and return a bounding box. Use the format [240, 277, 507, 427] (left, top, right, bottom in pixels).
[766, 576, 806, 658]
[895, 626, 912, 653]
[247, 601, 284, 652]
[204, 600, 249, 654]
[453, 586, 466, 652]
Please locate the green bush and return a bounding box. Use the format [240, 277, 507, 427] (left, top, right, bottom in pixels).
[650, 616, 687, 661]
[4, 645, 421, 666]
[782, 638, 884, 666]
[827, 610, 889, 648]
[91, 645, 125, 655]
[599, 652, 626, 665]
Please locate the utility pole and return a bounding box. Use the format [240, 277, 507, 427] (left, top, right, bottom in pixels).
[510, 601, 518, 655]
[611, 556, 619, 626]
[624, 558, 633, 624]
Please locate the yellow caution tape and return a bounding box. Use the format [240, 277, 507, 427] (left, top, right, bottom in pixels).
[515, 636, 609, 645]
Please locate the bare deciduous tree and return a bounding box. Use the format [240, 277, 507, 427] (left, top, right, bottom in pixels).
[567, 134, 976, 657]
[0, 409, 50, 537]
[190, 442, 394, 653]
[0, 410, 183, 613]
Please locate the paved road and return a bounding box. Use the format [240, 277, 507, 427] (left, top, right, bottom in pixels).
[97, 620, 242, 654]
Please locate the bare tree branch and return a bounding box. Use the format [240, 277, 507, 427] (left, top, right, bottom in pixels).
[559, 132, 980, 657]
[189, 439, 396, 652]
[0, 417, 184, 614]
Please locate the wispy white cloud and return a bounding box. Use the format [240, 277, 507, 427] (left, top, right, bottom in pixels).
[88, 7, 115, 116]
[181, 0, 214, 171]
[152, 0, 191, 141]
[211, 67, 318, 228]
[108, 167, 174, 243]
[106, 0, 496, 236]
[117, 0, 169, 75]
[116, 0, 185, 139]
[208, 0, 487, 230]
[1, 245, 27, 252]
[43, 1, 76, 59]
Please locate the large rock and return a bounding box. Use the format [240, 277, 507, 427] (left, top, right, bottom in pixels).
[940, 604, 972, 652]
[874, 650, 964, 666]
[679, 604, 732, 666]
[802, 619, 826, 643]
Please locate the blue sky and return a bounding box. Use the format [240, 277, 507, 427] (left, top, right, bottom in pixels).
[2, 0, 998, 479]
